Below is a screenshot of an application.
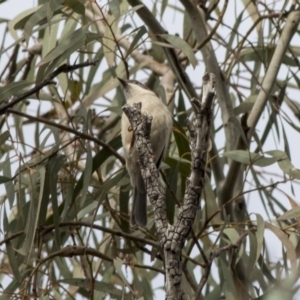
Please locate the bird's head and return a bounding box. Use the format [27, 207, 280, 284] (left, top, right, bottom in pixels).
[117, 78, 153, 99]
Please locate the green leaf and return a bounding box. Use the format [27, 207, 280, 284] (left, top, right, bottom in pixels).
[254, 214, 264, 265]
[161, 0, 168, 17]
[0, 131, 10, 146]
[80, 143, 93, 208]
[47, 0, 63, 23]
[220, 257, 236, 299]
[3, 208, 21, 282]
[159, 34, 197, 68]
[173, 119, 190, 161]
[222, 228, 244, 267]
[212, 215, 230, 248]
[267, 150, 300, 179]
[98, 169, 127, 203]
[18, 167, 46, 259]
[225, 10, 244, 61]
[238, 46, 275, 64]
[12, 5, 42, 30]
[156, 84, 167, 105]
[36, 25, 89, 67]
[0, 81, 34, 103]
[85, 50, 104, 95]
[203, 179, 222, 226]
[165, 158, 179, 224]
[65, 0, 85, 15]
[77, 201, 98, 220]
[0, 18, 9, 23]
[114, 257, 133, 292]
[109, 0, 121, 19]
[126, 25, 147, 58]
[41, 14, 60, 60]
[125, 4, 144, 14]
[265, 222, 297, 273]
[24, 0, 63, 44]
[58, 278, 123, 296]
[233, 95, 256, 115]
[0, 176, 12, 184]
[227, 116, 248, 147]
[164, 158, 190, 178]
[248, 231, 257, 272]
[2, 277, 23, 297]
[103, 16, 117, 67]
[176, 90, 189, 126]
[50, 156, 65, 248]
[223, 150, 277, 167]
[59, 136, 122, 221]
[38, 159, 52, 227]
[278, 206, 300, 221]
[3, 155, 14, 207]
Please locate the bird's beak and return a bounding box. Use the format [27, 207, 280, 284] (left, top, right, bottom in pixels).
[117, 77, 127, 88]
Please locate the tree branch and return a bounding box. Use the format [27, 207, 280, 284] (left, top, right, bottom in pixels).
[0, 60, 98, 115]
[122, 73, 215, 299]
[220, 9, 300, 208]
[6, 108, 125, 164]
[194, 230, 253, 299]
[247, 10, 300, 135]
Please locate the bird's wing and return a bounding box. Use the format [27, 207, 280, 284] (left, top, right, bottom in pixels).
[155, 146, 165, 169]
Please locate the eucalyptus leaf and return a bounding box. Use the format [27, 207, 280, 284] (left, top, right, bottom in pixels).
[0, 176, 12, 184]
[0, 131, 10, 146]
[58, 278, 123, 296]
[224, 150, 277, 167]
[278, 206, 300, 221]
[159, 34, 197, 68]
[65, 0, 85, 15]
[126, 25, 147, 58]
[0, 81, 34, 103]
[36, 25, 89, 67]
[267, 150, 300, 179]
[18, 167, 45, 260]
[114, 257, 133, 293]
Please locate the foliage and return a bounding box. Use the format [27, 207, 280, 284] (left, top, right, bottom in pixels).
[0, 0, 299, 299]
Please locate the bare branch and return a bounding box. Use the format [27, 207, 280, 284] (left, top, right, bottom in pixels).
[247, 10, 300, 135]
[220, 9, 300, 209]
[0, 60, 98, 115]
[123, 73, 215, 299]
[6, 108, 125, 164]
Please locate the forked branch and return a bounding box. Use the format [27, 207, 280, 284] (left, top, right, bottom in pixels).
[122, 73, 216, 299]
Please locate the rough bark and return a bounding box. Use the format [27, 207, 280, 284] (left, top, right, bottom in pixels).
[122, 73, 215, 299]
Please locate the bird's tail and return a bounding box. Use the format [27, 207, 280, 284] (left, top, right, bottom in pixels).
[131, 187, 147, 227]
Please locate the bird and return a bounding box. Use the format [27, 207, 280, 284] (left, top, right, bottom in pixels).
[118, 77, 172, 227]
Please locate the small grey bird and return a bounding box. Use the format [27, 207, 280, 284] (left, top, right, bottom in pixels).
[119, 78, 172, 227]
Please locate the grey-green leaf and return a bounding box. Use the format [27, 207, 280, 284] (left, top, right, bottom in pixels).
[0, 176, 12, 184]
[160, 34, 197, 68]
[267, 150, 300, 179]
[223, 150, 277, 167]
[126, 25, 147, 58]
[278, 206, 300, 221]
[0, 81, 34, 103]
[36, 25, 89, 68]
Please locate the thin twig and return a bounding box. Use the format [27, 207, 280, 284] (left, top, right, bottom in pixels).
[0, 60, 98, 115]
[7, 108, 125, 164]
[194, 230, 254, 299]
